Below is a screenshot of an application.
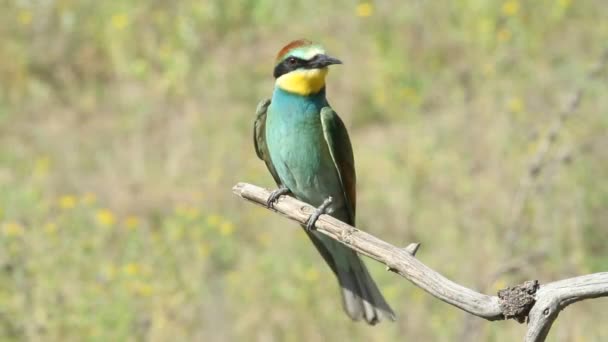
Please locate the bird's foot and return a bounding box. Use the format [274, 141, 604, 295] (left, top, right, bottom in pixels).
[305, 196, 333, 231]
[267, 186, 291, 208]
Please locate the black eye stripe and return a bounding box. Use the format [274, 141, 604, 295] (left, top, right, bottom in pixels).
[284, 57, 306, 70]
[273, 56, 308, 78]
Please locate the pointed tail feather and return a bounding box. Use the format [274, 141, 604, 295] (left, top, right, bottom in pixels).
[306, 230, 396, 324]
[337, 251, 396, 324]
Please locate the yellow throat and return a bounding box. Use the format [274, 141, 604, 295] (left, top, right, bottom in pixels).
[276, 68, 328, 96]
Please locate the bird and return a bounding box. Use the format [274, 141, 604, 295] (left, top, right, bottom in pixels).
[253, 39, 395, 324]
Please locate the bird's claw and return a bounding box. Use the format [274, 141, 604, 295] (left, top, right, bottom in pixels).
[305, 196, 333, 231]
[267, 186, 291, 208]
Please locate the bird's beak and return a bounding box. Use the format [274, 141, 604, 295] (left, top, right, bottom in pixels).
[309, 54, 343, 68]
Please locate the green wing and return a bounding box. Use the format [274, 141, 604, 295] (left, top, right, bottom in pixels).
[320, 107, 356, 225]
[253, 98, 282, 186]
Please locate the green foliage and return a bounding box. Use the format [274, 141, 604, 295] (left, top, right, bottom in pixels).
[0, 0, 607, 340]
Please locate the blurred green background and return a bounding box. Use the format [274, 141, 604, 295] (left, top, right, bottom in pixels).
[1, 0, 607, 341]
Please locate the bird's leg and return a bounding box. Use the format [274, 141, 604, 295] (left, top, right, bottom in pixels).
[305, 196, 333, 231]
[266, 185, 291, 208]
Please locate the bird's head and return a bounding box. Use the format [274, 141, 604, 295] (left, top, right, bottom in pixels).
[273, 39, 342, 96]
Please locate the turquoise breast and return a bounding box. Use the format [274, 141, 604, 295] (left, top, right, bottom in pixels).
[265, 87, 346, 213]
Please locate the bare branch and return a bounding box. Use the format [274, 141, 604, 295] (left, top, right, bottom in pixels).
[233, 182, 608, 342]
[234, 182, 503, 319]
[526, 273, 608, 342]
[404, 242, 421, 256]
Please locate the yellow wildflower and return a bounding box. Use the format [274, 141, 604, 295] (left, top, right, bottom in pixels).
[110, 13, 129, 30]
[124, 216, 140, 230]
[96, 209, 115, 227]
[507, 97, 525, 113]
[374, 89, 387, 106]
[18, 10, 32, 26]
[58, 195, 76, 209]
[123, 263, 140, 276]
[33, 156, 50, 177]
[356, 3, 374, 17]
[2, 222, 24, 237]
[206, 214, 221, 227]
[129, 281, 153, 297]
[44, 222, 58, 234]
[303, 267, 319, 282]
[557, 0, 571, 9]
[219, 221, 234, 236]
[185, 207, 200, 220]
[502, 0, 520, 16]
[493, 278, 507, 291]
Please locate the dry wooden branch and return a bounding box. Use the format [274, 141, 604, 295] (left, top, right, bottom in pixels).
[233, 182, 608, 342]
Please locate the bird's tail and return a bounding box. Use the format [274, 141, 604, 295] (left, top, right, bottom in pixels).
[306, 231, 396, 324]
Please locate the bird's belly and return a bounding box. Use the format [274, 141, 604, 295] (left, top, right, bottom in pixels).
[269, 124, 344, 209]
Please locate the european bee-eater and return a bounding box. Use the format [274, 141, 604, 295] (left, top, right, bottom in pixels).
[253, 39, 395, 324]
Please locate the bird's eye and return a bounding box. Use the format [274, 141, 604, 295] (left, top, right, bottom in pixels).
[287, 58, 297, 66]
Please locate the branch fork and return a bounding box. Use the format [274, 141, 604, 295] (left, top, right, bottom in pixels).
[233, 182, 608, 342]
